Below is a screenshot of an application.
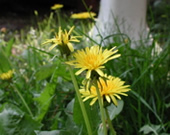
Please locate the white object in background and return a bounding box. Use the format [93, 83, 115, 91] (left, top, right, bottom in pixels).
[90, 0, 151, 48]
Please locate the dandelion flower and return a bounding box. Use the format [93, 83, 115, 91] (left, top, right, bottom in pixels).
[0, 70, 14, 80]
[80, 74, 131, 106]
[51, 4, 63, 10]
[71, 12, 96, 19]
[66, 45, 120, 78]
[42, 26, 81, 53]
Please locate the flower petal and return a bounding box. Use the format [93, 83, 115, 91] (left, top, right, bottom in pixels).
[95, 68, 104, 77]
[67, 42, 74, 52]
[90, 97, 98, 106]
[105, 95, 111, 103]
[75, 68, 86, 75]
[86, 70, 91, 79]
[110, 95, 118, 106]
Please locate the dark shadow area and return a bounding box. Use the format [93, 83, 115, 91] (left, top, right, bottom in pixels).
[0, 0, 99, 30]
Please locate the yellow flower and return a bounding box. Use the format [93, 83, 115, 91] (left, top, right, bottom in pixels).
[66, 45, 120, 79]
[51, 4, 63, 10]
[0, 70, 14, 80]
[42, 26, 81, 53]
[80, 75, 131, 106]
[71, 12, 96, 19]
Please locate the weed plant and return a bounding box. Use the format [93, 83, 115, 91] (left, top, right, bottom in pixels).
[0, 1, 169, 135]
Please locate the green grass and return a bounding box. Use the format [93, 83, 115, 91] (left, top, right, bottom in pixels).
[0, 2, 170, 135]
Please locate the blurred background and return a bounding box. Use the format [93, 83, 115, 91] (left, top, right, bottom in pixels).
[0, 0, 170, 37]
[0, 0, 99, 30]
[0, 0, 100, 15]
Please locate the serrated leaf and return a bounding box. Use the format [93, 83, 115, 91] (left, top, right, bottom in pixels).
[35, 64, 58, 81]
[34, 83, 56, 122]
[0, 103, 41, 135]
[35, 62, 70, 81]
[18, 114, 42, 135]
[0, 103, 24, 135]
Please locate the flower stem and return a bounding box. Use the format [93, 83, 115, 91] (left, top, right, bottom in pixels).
[13, 86, 34, 117]
[105, 108, 117, 135]
[56, 11, 61, 26]
[68, 65, 93, 135]
[94, 79, 107, 135]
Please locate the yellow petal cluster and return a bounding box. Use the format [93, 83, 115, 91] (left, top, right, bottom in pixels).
[43, 26, 81, 52]
[80, 74, 131, 106]
[66, 45, 120, 78]
[71, 12, 96, 19]
[0, 70, 14, 80]
[51, 4, 63, 10]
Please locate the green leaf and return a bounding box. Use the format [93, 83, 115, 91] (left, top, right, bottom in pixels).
[5, 38, 14, 57]
[35, 130, 60, 135]
[139, 124, 161, 135]
[35, 61, 70, 81]
[18, 114, 42, 135]
[0, 103, 41, 135]
[64, 99, 81, 134]
[0, 50, 11, 73]
[73, 96, 100, 135]
[34, 83, 56, 122]
[97, 101, 124, 135]
[35, 64, 58, 81]
[0, 103, 24, 135]
[50, 112, 61, 130]
[0, 89, 4, 101]
[107, 100, 124, 120]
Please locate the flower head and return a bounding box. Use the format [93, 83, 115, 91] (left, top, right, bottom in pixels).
[66, 45, 120, 79]
[43, 26, 81, 54]
[80, 74, 131, 106]
[51, 4, 63, 10]
[0, 70, 14, 80]
[71, 12, 96, 19]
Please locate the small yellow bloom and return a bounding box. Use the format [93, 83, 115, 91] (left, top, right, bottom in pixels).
[66, 45, 120, 79]
[51, 4, 63, 10]
[0, 70, 14, 80]
[80, 74, 131, 106]
[42, 26, 81, 53]
[124, 38, 129, 44]
[71, 12, 96, 19]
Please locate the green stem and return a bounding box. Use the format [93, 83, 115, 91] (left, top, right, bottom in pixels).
[68, 65, 93, 135]
[13, 86, 34, 117]
[80, 21, 85, 34]
[105, 108, 116, 135]
[94, 79, 107, 135]
[56, 11, 61, 26]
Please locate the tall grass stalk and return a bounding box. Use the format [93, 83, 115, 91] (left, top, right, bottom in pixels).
[12, 85, 33, 117]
